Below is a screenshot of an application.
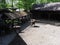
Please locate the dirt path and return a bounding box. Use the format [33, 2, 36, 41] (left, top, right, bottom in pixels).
[19, 21, 60, 45]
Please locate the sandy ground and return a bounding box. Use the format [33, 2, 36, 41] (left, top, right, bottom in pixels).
[19, 20, 60, 45]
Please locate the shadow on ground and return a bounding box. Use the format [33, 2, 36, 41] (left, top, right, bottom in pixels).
[34, 25, 39, 27]
[36, 19, 60, 26]
[9, 34, 27, 45]
[20, 22, 30, 31]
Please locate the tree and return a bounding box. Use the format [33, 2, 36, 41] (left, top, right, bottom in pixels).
[16, 0, 36, 11]
[23, 0, 36, 10]
[0, 0, 7, 9]
[16, 0, 24, 9]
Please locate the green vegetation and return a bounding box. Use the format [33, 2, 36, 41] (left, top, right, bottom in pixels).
[0, 0, 60, 10]
[0, 0, 7, 9]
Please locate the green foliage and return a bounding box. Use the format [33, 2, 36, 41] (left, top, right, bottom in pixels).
[16, 0, 36, 10]
[40, 0, 48, 3]
[0, 0, 60, 10]
[6, 4, 12, 8]
[0, 0, 7, 8]
[16, 0, 24, 9]
[35, 0, 60, 3]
